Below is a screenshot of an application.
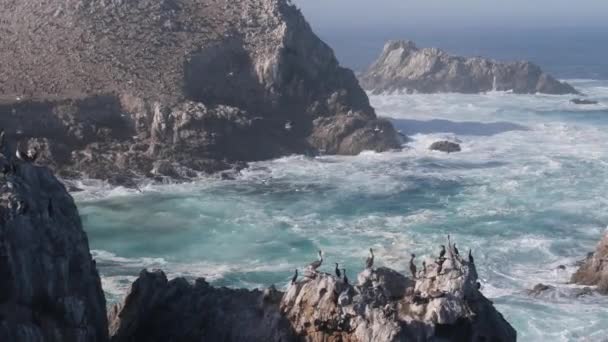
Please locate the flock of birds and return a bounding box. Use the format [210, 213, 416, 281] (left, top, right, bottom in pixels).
[290, 239, 475, 286]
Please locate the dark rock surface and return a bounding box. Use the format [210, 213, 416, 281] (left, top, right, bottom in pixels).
[0, 0, 400, 185]
[429, 141, 462, 153]
[360, 40, 579, 95]
[109, 241, 516, 341]
[0, 157, 107, 341]
[572, 231, 608, 294]
[571, 98, 599, 105]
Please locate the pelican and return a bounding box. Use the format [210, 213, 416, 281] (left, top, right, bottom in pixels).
[468, 249, 474, 264]
[439, 245, 446, 259]
[308, 250, 323, 271]
[335, 263, 341, 278]
[291, 269, 298, 284]
[342, 268, 349, 285]
[365, 248, 374, 269]
[409, 254, 417, 279]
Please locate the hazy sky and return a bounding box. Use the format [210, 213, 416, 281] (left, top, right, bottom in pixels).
[292, 0, 608, 29]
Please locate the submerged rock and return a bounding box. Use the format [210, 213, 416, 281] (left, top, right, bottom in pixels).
[0, 158, 107, 341]
[527, 283, 555, 296]
[109, 241, 516, 341]
[430, 141, 462, 153]
[0, 0, 400, 184]
[571, 98, 599, 105]
[360, 40, 579, 95]
[571, 231, 608, 294]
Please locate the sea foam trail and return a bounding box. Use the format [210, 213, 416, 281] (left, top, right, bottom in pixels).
[78, 80, 608, 341]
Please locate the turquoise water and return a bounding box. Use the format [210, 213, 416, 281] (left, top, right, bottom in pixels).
[76, 79, 608, 341]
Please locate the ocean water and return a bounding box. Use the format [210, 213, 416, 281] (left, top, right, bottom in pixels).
[75, 79, 608, 341]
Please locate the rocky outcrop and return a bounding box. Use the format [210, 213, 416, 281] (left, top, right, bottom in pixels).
[0, 0, 400, 185]
[109, 242, 516, 341]
[0, 157, 107, 340]
[360, 40, 579, 95]
[429, 141, 461, 153]
[571, 98, 599, 105]
[572, 231, 608, 294]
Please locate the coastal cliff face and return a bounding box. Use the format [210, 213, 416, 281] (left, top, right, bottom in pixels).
[360, 40, 578, 95]
[572, 231, 608, 294]
[0, 160, 107, 341]
[0, 0, 400, 184]
[109, 244, 516, 342]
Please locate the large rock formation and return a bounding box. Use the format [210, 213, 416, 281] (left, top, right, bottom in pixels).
[0, 0, 400, 185]
[571, 231, 608, 294]
[109, 243, 516, 341]
[360, 40, 579, 95]
[0, 157, 107, 340]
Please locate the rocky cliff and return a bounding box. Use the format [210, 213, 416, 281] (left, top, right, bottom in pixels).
[0, 156, 107, 340]
[0, 0, 400, 185]
[109, 242, 516, 341]
[360, 40, 579, 95]
[572, 231, 608, 294]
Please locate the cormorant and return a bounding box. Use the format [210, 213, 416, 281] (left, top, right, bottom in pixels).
[453, 244, 460, 256]
[335, 263, 341, 278]
[439, 245, 446, 259]
[468, 249, 474, 264]
[422, 261, 427, 275]
[365, 248, 374, 269]
[436, 258, 445, 275]
[475, 282, 481, 290]
[291, 269, 298, 284]
[342, 268, 349, 285]
[308, 250, 323, 271]
[409, 254, 417, 278]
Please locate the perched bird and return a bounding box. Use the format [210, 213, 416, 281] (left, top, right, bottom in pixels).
[291, 269, 298, 284]
[468, 249, 474, 264]
[308, 250, 323, 272]
[342, 268, 349, 285]
[284, 121, 293, 131]
[439, 245, 446, 259]
[435, 258, 445, 275]
[453, 244, 460, 256]
[422, 261, 427, 275]
[476, 282, 481, 290]
[16, 146, 38, 163]
[409, 254, 417, 279]
[335, 263, 341, 278]
[365, 248, 374, 269]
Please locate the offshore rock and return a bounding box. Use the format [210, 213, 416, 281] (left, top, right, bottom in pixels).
[360, 40, 579, 95]
[429, 141, 461, 153]
[572, 231, 608, 294]
[0, 0, 400, 185]
[570, 98, 599, 105]
[109, 241, 516, 341]
[0, 158, 107, 341]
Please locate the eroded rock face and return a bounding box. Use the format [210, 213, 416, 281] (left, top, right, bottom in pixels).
[109, 242, 516, 341]
[0, 158, 107, 341]
[572, 231, 608, 294]
[0, 0, 400, 185]
[360, 40, 579, 95]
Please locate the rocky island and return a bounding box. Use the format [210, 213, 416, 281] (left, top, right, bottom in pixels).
[0, 0, 400, 186]
[359, 40, 579, 95]
[572, 231, 608, 294]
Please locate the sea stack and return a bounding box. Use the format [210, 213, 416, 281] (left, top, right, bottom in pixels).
[571, 231, 608, 294]
[0, 0, 400, 185]
[359, 40, 579, 95]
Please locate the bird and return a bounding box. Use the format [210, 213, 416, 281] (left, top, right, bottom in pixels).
[409, 254, 417, 279]
[468, 249, 474, 264]
[342, 268, 349, 285]
[308, 250, 323, 272]
[436, 258, 445, 275]
[284, 121, 293, 131]
[439, 245, 446, 259]
[374, 126, 381, 133]
[335, 263, 341, 278]
[475, 282, 481, 290]
[16, 146, 38, 163]
[365, 248, 374, 269]
[454, 244, 460, 256]
[422, 261, 427, 275]
[291, 269, 298, 284]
